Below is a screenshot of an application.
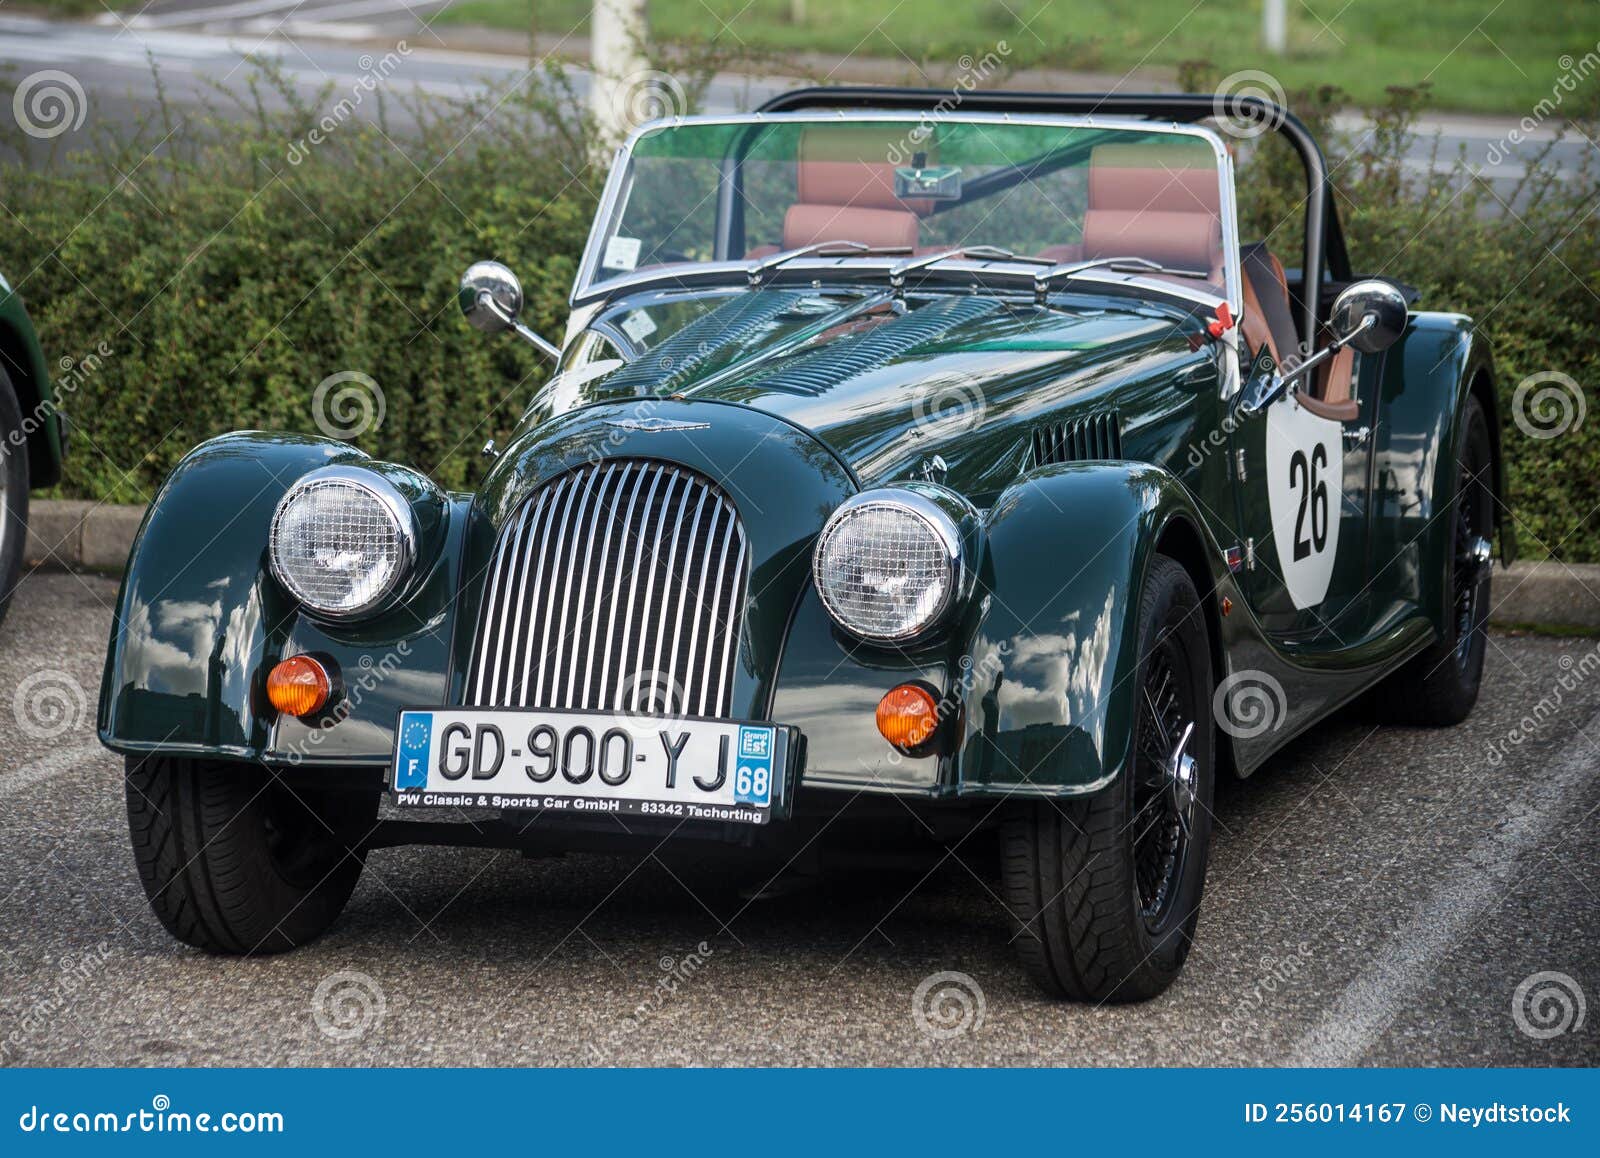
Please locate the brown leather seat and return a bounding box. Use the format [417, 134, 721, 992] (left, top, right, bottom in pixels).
[779, 128, 930, 251]
[1078, 143, 1224, 283]
[1239, 242, 1298, 365]
[1239, 242, 1359, 418]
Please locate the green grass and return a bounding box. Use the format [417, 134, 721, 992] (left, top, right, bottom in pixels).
[439, 0, 1590, 115]
[12, 0, 139, 16]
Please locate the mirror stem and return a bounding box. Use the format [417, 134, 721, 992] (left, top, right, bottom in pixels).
[1237, 314, 1377, 417]
[480, 293, 561, 362]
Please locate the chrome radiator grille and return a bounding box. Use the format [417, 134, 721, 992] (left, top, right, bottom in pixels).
[467, 460, 749, 717]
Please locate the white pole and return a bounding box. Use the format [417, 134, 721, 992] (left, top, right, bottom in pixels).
[1263, 0, 1287, 55]
[592, 0, 649, 144]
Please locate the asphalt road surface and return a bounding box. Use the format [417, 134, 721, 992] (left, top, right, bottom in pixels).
[0, 569, 1596, 1066]
[0, 11, 1586, 201]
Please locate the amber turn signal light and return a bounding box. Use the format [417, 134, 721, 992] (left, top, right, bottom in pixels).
[267, 654, 333, 717]
[876, 683, 939, 750]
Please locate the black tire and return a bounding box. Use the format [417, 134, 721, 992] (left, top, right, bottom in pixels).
[1000, 555, 1214, 1002]
[1378, 395, 1493, 725]
[125, 756, 376, 954]
[0, 367, 32, 632]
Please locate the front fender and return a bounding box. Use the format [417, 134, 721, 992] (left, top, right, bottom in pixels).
[956, 462, 1216, 796]
[96, 432, 463, 763]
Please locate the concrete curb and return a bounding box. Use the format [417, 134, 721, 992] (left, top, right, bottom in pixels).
[23, 500, 1600, 631]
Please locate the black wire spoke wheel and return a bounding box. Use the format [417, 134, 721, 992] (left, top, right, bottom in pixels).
[1452, 435, 1494, 671]
[1132, 628, 1201, 932]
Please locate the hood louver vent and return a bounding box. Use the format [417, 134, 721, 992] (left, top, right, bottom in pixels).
[600, 290, 808, 396]
[1030, 410, 1123, 466]
[741, 296, 1001, 397]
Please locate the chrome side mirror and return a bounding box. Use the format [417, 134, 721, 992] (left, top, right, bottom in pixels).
[458, 261, 559, 360]
[1330, 279, 1408, 355]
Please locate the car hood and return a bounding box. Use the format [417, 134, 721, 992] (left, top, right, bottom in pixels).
[539, 286, 1196, 484]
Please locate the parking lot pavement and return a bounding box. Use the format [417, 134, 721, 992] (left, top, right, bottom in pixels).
[0, 569, 1595, 1067]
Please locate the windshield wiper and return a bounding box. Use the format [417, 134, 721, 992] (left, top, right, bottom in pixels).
[746, 240, 912, 286]
[1033, 256, 1212, 301]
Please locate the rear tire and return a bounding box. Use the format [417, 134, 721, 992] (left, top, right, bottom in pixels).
[1000, 555, 1214, 1002]
[125, 756, 375, 954]
[1378, 395, 1493, 725]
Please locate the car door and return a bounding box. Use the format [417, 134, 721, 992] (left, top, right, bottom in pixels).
[1228, 349, 1378, 644]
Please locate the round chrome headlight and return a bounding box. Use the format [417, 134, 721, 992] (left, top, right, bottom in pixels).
[813, 490, 964, 643]
[268, 467, 415, 619]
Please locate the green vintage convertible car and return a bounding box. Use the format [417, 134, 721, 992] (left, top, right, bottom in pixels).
[99, 89, 1509, 1001]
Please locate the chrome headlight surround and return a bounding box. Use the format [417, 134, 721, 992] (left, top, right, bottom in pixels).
[268, 465, 417, 621]
[812, 487, 969, 644]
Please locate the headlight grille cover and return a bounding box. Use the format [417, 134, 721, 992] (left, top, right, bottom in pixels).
[269, 474, 410, 617]
[814, 497, 958, 641]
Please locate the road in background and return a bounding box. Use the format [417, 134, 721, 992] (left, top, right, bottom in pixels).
[0, 12, 1588, 202]
[0, 570, 1595, 1065]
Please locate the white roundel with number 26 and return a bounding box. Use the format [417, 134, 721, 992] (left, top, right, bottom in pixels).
[1265, 396, 1342, 610]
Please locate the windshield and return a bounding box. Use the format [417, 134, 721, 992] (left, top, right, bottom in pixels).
[578, 114, 1234, 300]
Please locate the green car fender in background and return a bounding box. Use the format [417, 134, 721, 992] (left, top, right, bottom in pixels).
[0, 272, 67, 628]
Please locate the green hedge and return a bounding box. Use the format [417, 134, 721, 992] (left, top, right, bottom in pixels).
[2, 64, 1597, 559]
[0, 65, 599, 501]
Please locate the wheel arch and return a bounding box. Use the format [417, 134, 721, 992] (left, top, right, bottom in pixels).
[1154, 511, 1234, 778]
[0, 309, 64, 488]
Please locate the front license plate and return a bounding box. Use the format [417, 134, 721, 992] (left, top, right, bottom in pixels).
[389, 707, 796, 825]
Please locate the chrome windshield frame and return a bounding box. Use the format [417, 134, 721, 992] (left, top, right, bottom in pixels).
[571, 111, 1244, 329]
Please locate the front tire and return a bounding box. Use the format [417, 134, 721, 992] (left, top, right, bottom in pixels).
[1000, 555, 1214, 1002]
[125, 756, 375, 954]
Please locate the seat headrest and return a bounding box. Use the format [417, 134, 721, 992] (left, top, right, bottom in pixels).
[795, 128, 933, 213]
[1087, 142, 1222, 215]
